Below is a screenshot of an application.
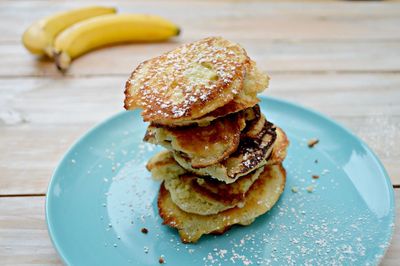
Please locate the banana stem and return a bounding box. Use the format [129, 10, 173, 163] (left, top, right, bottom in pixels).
[53, 51, 71, 72]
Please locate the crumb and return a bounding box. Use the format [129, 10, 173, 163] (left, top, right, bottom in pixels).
[291, 186, 299, 193]
[141, 228, 148, 234]
[321, 169, 330, 175]
[159, 257, 165, 264]
[308, 138, 319, 148]
[312, 175, 320, 179]
[314, 159, 318, 163]
[306, 185, 314, 193]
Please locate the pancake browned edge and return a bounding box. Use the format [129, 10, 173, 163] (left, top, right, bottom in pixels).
[158, 164, 286, 243]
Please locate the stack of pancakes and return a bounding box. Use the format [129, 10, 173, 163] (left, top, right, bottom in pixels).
[124, 37, 289, 243]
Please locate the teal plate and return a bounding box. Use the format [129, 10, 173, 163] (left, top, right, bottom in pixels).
[46, 97, 395, 265]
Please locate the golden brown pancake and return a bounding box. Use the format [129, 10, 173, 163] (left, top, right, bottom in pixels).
[268, 126, 289, 165]
[173, 122, 288, 184]
[144, 112, 246, 168]
[164, 167, 264, 216]
[232, 60, 269, 111]
[158, 164, 286, 243]
[241, 105, 265, 138]
[191, 166, 264, 206]
[146, 150, 186, 181]
[146, 151, 264, 215]
[124, 37, 252, 124]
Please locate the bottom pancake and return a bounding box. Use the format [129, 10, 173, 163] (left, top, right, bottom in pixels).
[158, 164, 286, 243]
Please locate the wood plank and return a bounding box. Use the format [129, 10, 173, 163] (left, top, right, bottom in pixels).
[0, 196, 61, 265]
[1, 0, 400, 43]
[0, 126, 90, 196]
[1, 40, 400, 77]
[0, 74, 399, 195]
[0, 190, 398, 265]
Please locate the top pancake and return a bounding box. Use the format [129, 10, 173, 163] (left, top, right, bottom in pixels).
[124, 37, 252, 124]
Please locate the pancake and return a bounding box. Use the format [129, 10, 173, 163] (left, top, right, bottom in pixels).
[173, 122, 288, 184]
[151, 61, 269, 127]
[241, 104, 265, 138]
[267, 126, 289, 165]
[146, 151, 264, 215]
[164, 167, 264, 216]
[191, 166, 264, 206]
[146, 150, 185, 181]
[158, 164, 286, 243]
[232, 60, 269, 111]
[124, 37, 252, 124]
[144, 112, 246, 168]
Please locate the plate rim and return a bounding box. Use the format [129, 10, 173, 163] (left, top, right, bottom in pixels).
[45, 96, 396, 265]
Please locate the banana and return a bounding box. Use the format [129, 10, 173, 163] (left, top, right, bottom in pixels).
[53, 14, 180, 71]
[22, 6, 117, 57]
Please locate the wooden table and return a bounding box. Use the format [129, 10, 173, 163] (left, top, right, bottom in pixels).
[0, 0, 399, 264]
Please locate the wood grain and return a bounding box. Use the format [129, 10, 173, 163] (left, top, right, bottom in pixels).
[0, 191, 398, 265]
[2, 0, 400, 43]
[1, 40, 400, 77]
[0, 196, 61, 265]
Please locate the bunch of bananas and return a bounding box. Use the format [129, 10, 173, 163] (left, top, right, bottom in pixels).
[22, 6, 180, 71]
